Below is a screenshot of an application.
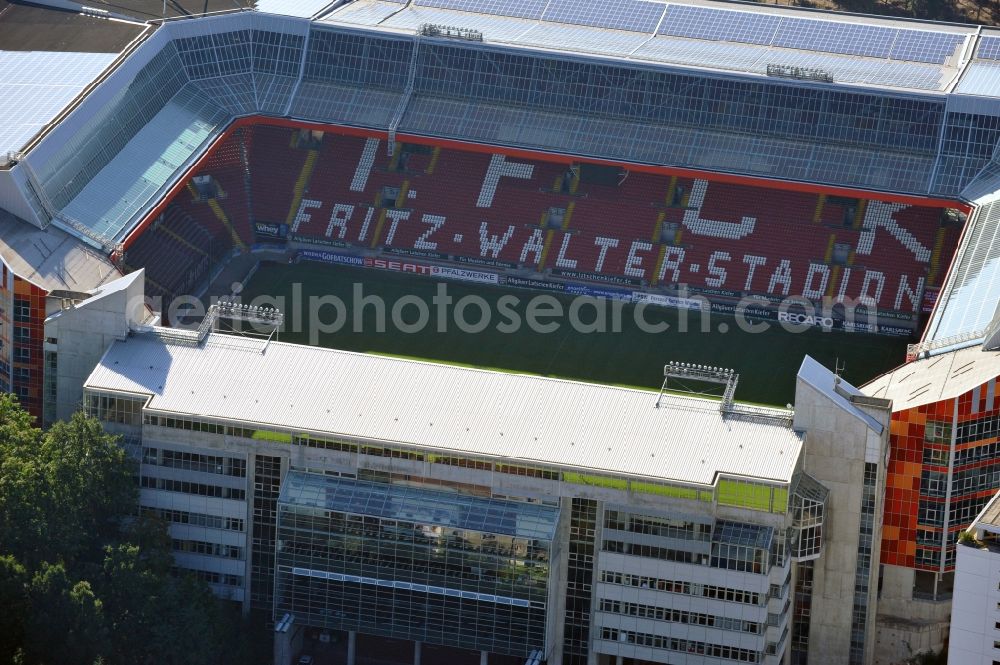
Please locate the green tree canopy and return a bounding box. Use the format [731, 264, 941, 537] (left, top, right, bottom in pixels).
[0, 394, 269, 665]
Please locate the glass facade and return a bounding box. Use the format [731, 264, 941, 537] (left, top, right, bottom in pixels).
[790, 473, 829, 561]
[274, 473, 556, 658]
[562, 497, 597, 665]
[790, 560, 814, 665]
[847, 463, 878, 664]
[251, 454, 281, 610]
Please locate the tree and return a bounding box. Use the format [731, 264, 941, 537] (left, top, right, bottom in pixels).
[0, 402, 135, 569]
[22, 562, 107, 665]
[0, 395, 268, 665]
[0, 555, 28, 665]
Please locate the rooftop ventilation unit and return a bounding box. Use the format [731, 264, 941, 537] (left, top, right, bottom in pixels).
[766, 64, 833, 83]
[418, 24, 484, 41]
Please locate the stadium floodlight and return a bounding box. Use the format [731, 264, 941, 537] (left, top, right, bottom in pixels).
[658, 361, 739, 413]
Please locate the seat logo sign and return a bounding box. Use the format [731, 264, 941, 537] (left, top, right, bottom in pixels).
[777, 311, 834, 328]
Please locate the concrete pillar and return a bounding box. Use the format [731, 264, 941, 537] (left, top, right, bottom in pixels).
[348, 630, 357, 665]
[414, 640, 421, 665]
[480, 650, 488, 665]
[616, 657, 623, 665]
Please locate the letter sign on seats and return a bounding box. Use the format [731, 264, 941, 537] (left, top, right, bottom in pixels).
[657, 246, 685, 283]
[705, 251, 730, 288]
[859, 270, 885, 308]
[383, 209, 411, 246]
[520, 229, 544, 265]
[593, 237, 619, 273]
[555, 234, 578, 269]
[895, 275, 925, 312]
[351, 139, 380, 192]
[682, 180, 756, 239]
[291, 199, 322, 233]
[357, 207, 375, 243]
[742, 255, 767, 291]
[802, 264, 830, 300]
[767, 259, 793, 296]
[414, 215, 446, 250]
[625, 241, 653, 279]
[326, 204, 355, 239]
[477, 155, 534, 208]
[856, 201, 931, 263]
[479, 222, 515, 259]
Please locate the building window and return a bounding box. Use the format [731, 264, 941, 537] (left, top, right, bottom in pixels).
[13, 299, 30, 323]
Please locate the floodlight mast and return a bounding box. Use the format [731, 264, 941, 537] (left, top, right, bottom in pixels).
[209, 299, 285, 353]
[656, 361, 739, 413]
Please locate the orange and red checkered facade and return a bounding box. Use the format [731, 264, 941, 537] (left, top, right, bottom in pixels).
[882, 377, 1000, 571]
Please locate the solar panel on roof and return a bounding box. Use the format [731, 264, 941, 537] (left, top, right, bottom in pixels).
[772, 19, 894, 59]
[656, 6, 958, 67]
[888, 30, 964, 65]
[658, 5, 781, 46]
[414, 0, 546, 20]
[541, 0, 665, 33]
[978, 35, 1000, 60]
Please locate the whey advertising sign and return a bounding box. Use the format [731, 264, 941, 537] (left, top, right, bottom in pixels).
[255, 222, 288, 239]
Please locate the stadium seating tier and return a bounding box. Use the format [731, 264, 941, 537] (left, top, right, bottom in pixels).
[129, 124, 963, 316]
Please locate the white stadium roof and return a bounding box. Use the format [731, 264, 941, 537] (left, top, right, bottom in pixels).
[85, 330, 803, 486]
[0, 51, 120, 158]
[863, 342, 1000, 411]
[321, 0, 977, 94]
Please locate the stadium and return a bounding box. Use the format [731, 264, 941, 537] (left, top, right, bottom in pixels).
[5, 0, 1000, 663]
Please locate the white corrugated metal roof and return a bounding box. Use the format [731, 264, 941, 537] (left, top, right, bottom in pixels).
[0, 208, 120, 292]
[862, 343, 1000, 410]
[85, 330, 803, 486]
[0, 51, 118, 156]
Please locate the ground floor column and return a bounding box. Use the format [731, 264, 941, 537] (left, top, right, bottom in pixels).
[414, 640, 422, 665]
[347, 630, 357, 665]
[480, 650, 488, 665]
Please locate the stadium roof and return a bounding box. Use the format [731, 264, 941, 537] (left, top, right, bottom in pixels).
[4, 3, 1000, 344]
[84, 330, 804, 487]
[0, 207, 121, 292]
[0, 1, 145, 52]
[324, 0, 975, 93]
[862, 342, 1000, 410]
[1, 3, 999, 245]
[0, 1, 148, 158]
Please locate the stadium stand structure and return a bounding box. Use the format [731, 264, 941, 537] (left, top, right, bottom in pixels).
[175, 124, 962, 325]
[8, 2, 1000, 664]
[0, 4, 996, 343]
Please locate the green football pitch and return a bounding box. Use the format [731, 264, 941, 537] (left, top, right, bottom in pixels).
[239, 261, 910, 406]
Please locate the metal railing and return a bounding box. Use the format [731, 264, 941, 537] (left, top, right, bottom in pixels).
[906, 328, 985, 361]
